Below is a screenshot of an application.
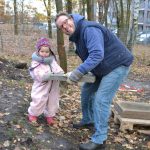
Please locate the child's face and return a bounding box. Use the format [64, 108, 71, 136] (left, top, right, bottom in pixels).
[38, 46, 51, 57]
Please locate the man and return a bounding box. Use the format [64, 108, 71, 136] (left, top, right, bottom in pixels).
[55, 12, 133, 150]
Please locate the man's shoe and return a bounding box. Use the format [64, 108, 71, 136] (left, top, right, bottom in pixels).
[79, 141, 106, 150]
[73, 122, 94, 129]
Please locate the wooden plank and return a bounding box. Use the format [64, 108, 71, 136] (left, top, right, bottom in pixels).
[47, 73, 96, 83]
[114, 101, 150, 120]
[112, 108, 150, 132]
[138, 130, 150, 135]
[112, 108, 133, 131]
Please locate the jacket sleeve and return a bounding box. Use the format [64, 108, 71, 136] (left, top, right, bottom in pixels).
[29, 61, 41, 80]
[76, 27, 104, 74]
[50, 59, 64, 74]
[41, 59, 64, 82]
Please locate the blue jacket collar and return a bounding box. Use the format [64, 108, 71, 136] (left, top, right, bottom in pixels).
[69, 14, 84, 42]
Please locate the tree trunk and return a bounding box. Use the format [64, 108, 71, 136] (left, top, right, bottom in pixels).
[82, 0, 86, 16]
[43, 0, 52, 38]
[66, 0, 74, 51]
[86, 0, 97, 21]
[113, 0, 140, 51]
[0, 0, 5, 21]
[20, 0, 24, 24]
[127, 0, 140, 51]
[14, 0, 18, 35]
[92, 0, 97, 21]
[66, 0, 72, 13]
[114, 0, 131, 46]
[98, 0, 104, 24]
[55, 0, 67, 73]
[98, 0, 109, 25]
[104, 0, 110, 27]
[86, 0, 93, 20]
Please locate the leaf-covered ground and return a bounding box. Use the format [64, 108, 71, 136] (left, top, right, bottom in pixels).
[0, 48, 150, 150]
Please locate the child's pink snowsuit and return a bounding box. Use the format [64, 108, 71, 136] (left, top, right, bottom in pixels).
[28, 56, 64, 117]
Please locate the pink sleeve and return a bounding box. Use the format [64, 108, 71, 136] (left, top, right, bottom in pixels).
[51, 60, 64, 74]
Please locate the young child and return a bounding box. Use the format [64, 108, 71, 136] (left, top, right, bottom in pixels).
[28, 37, 64, 126]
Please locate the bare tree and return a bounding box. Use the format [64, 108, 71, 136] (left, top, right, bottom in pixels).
[0, 0, 5, 22]
[86, 0, 97, 21]
[66, 0, 72, 13]
[79, 0, 86, 16]
[98, 0, 110, 26]
[98, 0, 104, 23]
[127, 0, 140, 51]
[113, 0, 140, 51]
[82, 0, 86, 16]
[55, 0, 67, 73]
[66, 0, 74, 51]
[14, 0, 18, 35]
[43, 0, 52, 38]
[113, 0, 131, 45]
[20, 0, 25, 24]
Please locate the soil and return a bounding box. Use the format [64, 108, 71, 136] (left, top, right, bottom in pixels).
[0, 56, 150, 150]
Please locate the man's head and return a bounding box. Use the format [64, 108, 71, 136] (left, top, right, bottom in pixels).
[55, 12, 75, 35]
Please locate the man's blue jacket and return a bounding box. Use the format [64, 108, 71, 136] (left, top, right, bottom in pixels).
[69, 14, 134, 77]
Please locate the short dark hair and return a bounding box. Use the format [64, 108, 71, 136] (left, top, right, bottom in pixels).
[55, 12, 71, 22]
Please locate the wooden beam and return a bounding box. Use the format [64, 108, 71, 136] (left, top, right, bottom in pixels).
[48, 73, 96, 83]
[114, 101, 150, 120]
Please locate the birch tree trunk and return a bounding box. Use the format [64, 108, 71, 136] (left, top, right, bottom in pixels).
[127, 0, 140, 51]
[113, 0, 140, 50]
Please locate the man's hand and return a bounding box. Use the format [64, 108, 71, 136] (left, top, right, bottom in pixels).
[66, 72, 74, 84]
[66, 70, 84, 84]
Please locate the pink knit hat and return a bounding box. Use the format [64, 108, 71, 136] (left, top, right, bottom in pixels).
[36, 37, 51, 51]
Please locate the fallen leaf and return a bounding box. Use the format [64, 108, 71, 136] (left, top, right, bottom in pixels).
[3, 140, 10, 147]
[147, 141, 150, 148]
[0, 112, 5, 118]
[114, 137, 125, 143]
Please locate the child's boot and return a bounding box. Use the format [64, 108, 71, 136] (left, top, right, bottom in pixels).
[45, 117, 54, 125]
[28, 115, 39, 126]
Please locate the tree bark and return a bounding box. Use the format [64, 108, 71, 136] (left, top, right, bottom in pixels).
[86, 0, 93, 20]
[14, 0, 18, 35]
[87, 0, 97, 21]
[66, 0, 72, 13]
[127, 0, 140, 51]
[98, 0, 109, 25]
[55, 0, 67, 73]
[66, 0, 74, 51]
[43, 0, 52, 38]
[113, 0, 131, 46]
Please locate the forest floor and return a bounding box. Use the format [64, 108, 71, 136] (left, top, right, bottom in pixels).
[0, 45, 150, 150]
